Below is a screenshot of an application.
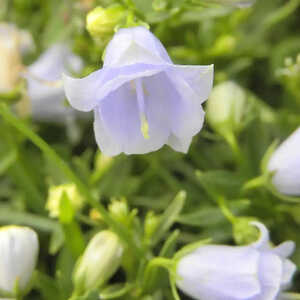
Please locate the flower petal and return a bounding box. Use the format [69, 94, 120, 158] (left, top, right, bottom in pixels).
[103, 26, 172, 67]
[63, 63, 167, 112]
[93, 108, 122, 156]
[250, 221, 270, 250]
[253, 252, 282, 300]
[280, 259, 296, 288]
[165, 70, 206, 140]
[268, 127, 300, 196]
[173, 64, 214, 103]
[273, 241, 295, 258]
[167, 134, 192, 153]
[97, 81, 169, 155]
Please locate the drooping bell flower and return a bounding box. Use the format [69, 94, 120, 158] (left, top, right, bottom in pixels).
[63, 26, 213, 156]
[0, 226, 39, 297]
[176, 222, 296, 300]
[0, 23, 33, 93]
[267, 127, 300, 196]
[25, 44, 83, 122]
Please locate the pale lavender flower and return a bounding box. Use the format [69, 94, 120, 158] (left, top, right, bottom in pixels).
[267, 127, 300, 196]
[26, 44, 83, 122]
[176, 222, 296, 300]
[63, 26, 213, 156]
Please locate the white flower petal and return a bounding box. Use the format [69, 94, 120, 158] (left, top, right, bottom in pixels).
[173, 64, 214, 103]
[103, 26, 172, 67]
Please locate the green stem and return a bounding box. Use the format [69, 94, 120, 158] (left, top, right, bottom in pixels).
[142, 257, 175, 293]
[0, 104, 142, 258]
[224, 131, 243, 166]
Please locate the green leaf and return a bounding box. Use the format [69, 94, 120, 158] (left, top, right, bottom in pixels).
[152, 191, 186, 245]
[0, 149, 17, 175]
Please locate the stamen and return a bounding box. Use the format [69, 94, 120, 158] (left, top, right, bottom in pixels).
[135, 79, 150, 139]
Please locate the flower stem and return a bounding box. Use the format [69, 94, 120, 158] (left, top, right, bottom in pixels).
[0, 103, 143, 258]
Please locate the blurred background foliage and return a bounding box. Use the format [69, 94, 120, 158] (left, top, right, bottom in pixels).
[1, 0, 300, 299]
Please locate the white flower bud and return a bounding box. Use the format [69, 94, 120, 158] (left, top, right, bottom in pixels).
[0, 226, 39, 297]
[206, 81, 249, 136]
[73, 230, 123, 294]
[267, 128, 300, 196]
[176, 222, 296, 300]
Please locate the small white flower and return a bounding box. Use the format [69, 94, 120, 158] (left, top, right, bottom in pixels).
[176, 222, 296, 300]
[267, 127, 300, 196]
[0, 226, 39, 296]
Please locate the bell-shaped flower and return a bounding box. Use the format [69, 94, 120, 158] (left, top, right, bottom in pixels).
[25, 43, 83, 122]
[63, 26, 213, 156]
[0, 226, 39, 297]
[176, 222, 296, 300]
[267, 127, 300, 196]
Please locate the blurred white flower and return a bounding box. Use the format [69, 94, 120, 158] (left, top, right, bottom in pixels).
[176, 222, 296, 300]
[25, 43, 83, 123]
[267, 127, 300, 196]
[0, 226, 39, 297]
[206, 81, 249, 136]
[0, 23, 33, 93]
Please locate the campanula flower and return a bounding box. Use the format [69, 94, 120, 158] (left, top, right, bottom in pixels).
[267, 127, 300, 196]
[176, 222, 296, 300]
[25, 44, 83, 122]
[0, 226, 39, 297]
[63, 26, 213, 156]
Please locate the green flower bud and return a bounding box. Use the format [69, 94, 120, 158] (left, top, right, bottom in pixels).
[108, 198, 129, 223]
[46, 183, 83, 219]
[144, 212, 160, 241]
[206, 81, 250, 137]
[86, 5, 126, 40]
[233, 217, 259, 245]
[73, 230, 123, 295]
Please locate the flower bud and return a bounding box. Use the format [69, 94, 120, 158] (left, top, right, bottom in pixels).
[267, 127, 300, 196]
[0, 226, 39, 297]
[176, 222, 296, 300]
[86, 5, 126, 39]
[206, 81, 250, 137]
[73, 230, 123, 294]
[46, 183, 83, 219]
[108, 198, 129, 223]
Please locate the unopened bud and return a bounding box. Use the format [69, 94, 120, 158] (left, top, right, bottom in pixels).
[0, 226, 39, 297]
[73, 230, 123, 294]
[86, 5, 126, 39]
[46, 183, 83, 219]
[206, 81, 250, 137]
